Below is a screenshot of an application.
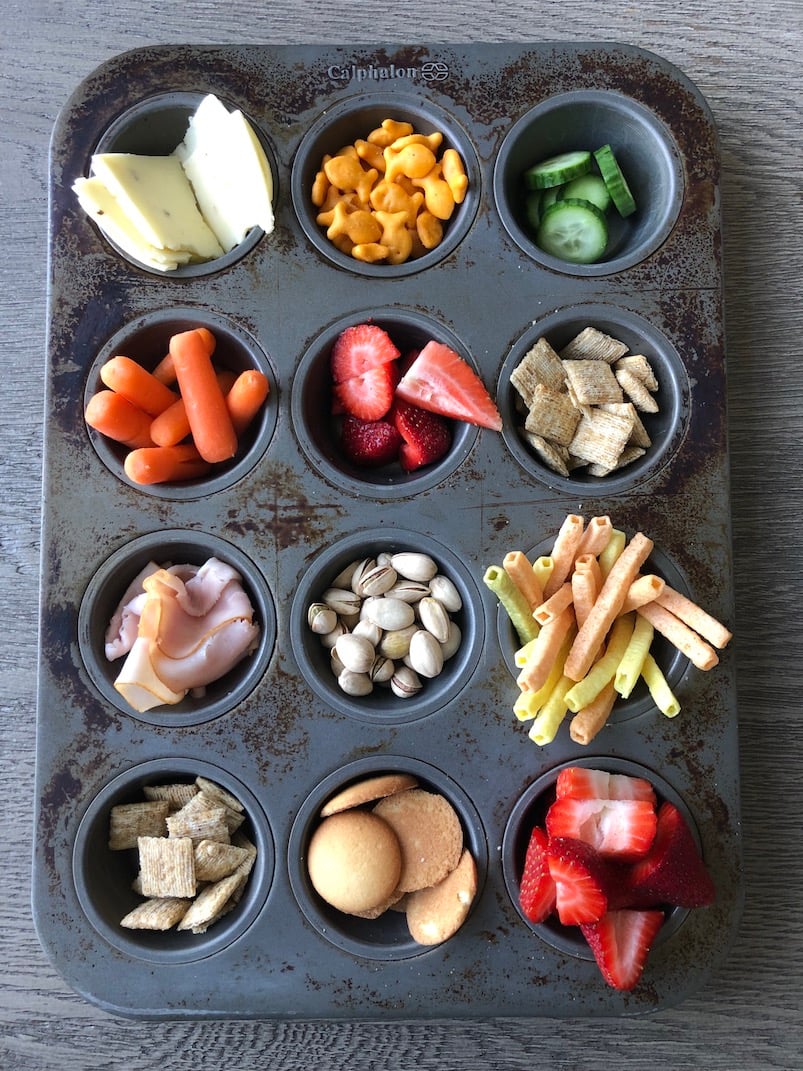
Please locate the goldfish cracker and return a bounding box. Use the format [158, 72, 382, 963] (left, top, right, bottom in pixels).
[367, 118, 414, 147]
[412, 163, 456, 221]
[416, 210, 444, 250]
[392, 131, 443, 153]
[373, 209, 414, 265]
[325, 201, 383, 245]
[311, 168, 330, 207]
[352, 242, 392, 263]
[442, 148, 469, 204]
[355, 139, 386, 172]
[370, 180, 424, 226]
[323, 153, 377, 203]
[384, 142, 437, 183]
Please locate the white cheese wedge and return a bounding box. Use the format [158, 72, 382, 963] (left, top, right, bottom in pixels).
[73, 176, 193, 271]
[89, 152, 224, 259]
[175, 93, 275, 251]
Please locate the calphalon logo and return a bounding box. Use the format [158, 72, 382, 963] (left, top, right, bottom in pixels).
[327, 60, 450, 83]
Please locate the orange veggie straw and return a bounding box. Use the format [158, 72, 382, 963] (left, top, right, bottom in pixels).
[100, 355, 178, 416]
[85, 389, 154, 448]
[124, 444, 211, 485]
[169, 329, 238, 463]
[225, 369, 270, 436]
[150, 370, 241, 447]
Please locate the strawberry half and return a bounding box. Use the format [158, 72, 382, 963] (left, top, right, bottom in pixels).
[581, 909, 665, 991]
[555, 767, 657, 805]
[546, 797, 658, 862]
[546, 837, 613, 925]
[519, 826, 556, 923]
[395, 340, 503, 431]
[339, 415, 402, 467]
[332, 363, 398, 422]
[625, 801, 716, 909]
[330, 323, 400, 383]
[391, 398, 452, 472]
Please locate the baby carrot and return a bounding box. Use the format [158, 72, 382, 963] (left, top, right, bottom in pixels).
[100, 355, 178, 416]
[151, 328, 216, 385]
[225, 369, 270, 435]
[124, 444, 211, 485]
[150, 370, 239, 447]
[85, 389, 154, 448]
[169, 329, 237, 463]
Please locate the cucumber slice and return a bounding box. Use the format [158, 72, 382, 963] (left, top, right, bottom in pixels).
[593, 144, 637, 217]
[536, 198, 609, 264]
[524, 150, 592, 190]
[540, 186, 562, 212]
[558, 174, 612, 214]
[524, 190, 542, 232]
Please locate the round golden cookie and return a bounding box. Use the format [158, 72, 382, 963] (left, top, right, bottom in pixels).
[307, 810, 401, 915]
[319, 773, 419, 817]
[405, 848, 478, 945]
[372, 788, 463, 893]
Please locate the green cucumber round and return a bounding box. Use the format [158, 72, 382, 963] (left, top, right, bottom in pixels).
[558, 173, 612, 214]
[535, 198, 609, 264]
[593, 144, 637, 217]
[524, 150, 592, 191]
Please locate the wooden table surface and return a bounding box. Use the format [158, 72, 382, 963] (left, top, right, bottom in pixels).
[3, 2, 801, 1068]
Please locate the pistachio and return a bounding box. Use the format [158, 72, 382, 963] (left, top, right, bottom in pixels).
[440, 619, 462, 661]
[364, 597, 415, 631]
[338, 669, 374, 696]
[322, 587, 362, 617]
[417, 595, 451, 644]
[319, 619, 348, 649]
[369, 655, 395, 683]
[390, 551, 438, 583]
[308, 602, 337, 635]
[352, 619, 382, 646]
[429, 573, 463, 613]
[330, 648, 345, 677]
[349, 557, 377, 594]
[354, 563, 398, 598]
[329, 559, 360, 590]
[378, 623, 419, 659]
[408, 628, 444, 679]
[390, 664, 422, 699]
[334, 632, 376, 674]
[387, 579, 430, 603]
[376, 551, 394, 567]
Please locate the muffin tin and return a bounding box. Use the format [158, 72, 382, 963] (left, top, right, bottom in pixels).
[34, 42, 741, 1019]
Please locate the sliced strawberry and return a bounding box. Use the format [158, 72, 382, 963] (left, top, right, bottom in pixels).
[391, 398, 452, 472]
[625, 801, 716, 909]
[546, 797, 658, 862]
[555, 767, 657, 805]
[546, 837, 612, 925]
[332, 363, 398, 422]
[339, 415, 402, 468]
[330, 323, 400, 383]
[581, 909, 665, 991]
[519, 826, 556, 923]
[395, 340, 503, 431]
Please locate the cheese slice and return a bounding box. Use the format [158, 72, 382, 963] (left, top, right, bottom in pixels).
[175, 93, 275, 251]
[89, 152, 224, 259]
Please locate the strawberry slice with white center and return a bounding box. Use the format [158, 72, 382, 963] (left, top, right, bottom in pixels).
[625, 801, 716, 909]
[546, 797, 658, 862]
[580, 909, 665, 991]
[546, 837, 612, 925]
[555, 766, 657, 805]
[332, 362, 398, 422]
[330, 322, 400, 383]
[518, 825, 556, 923]
[395, 340, 503, 430]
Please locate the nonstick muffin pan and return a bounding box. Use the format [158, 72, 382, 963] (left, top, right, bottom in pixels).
[35, 42, 741, 1019]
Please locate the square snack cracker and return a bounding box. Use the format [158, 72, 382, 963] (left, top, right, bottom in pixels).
[521, 431, 571, 478]
[560, 326, 629, 363]
[108, 800, 169, 850]
[195, 776, 245, 812]
[166, 791, 231, 845]
[143, 782, 200, 810]
[120, 897, 191, 931]
[177, 870, 245, 933]
[562, 360, 623, 406]
[194, 839, 251, 883]
[524, 383, 581, 446]
[569, 407, 636, 470]
[510, 336, 566, 406]
[138, 835, 196, 899]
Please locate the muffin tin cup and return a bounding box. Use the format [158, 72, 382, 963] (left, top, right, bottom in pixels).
[292, 308, 479, 498]
[88, 90, 279, 276]
[498, 303, 691, 494]
[77, 529, 276, 726]
[493, 89, 684, 275]
[84, 306, 278, 500]
[288, 755, 487, 960]
[497, 537, 693, 727]
[501, 756, 699, 958]
[290, 528, 485, 724]
[72, 757, 274, 963]
[291, 92, 480, 277]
